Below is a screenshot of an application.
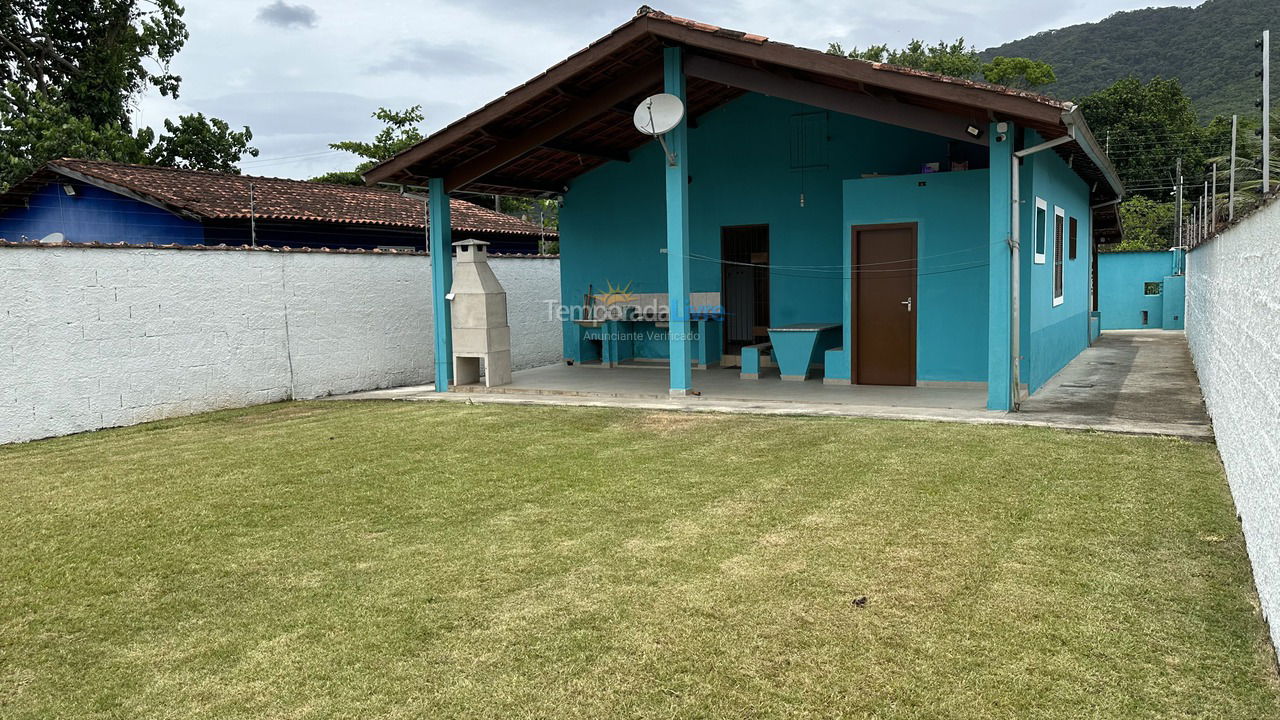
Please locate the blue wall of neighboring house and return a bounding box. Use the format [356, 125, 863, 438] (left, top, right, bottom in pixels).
[1097, 251, 1183, 330]
[1019, 131, 1094, 392]
[559, 93, 1095, 392]
[0, 181, 204, 245]
[0, 178, 538, 253]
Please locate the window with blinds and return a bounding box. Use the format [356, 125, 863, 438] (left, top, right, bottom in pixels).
[1053, 207, 1065, 306]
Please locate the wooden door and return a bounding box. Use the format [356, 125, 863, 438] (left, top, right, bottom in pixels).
[852, 224, 917, 386]
[720, 225, 770, 357]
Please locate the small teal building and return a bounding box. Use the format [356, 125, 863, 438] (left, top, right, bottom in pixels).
[1097, 250, 1186, 330]
[364, 9, 1124, 411]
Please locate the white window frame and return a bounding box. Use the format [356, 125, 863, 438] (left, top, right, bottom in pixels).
[1033, 197, 1048, 265]
[1052, 205, 1065, 307]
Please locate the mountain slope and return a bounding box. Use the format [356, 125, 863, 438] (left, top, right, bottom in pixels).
[982, 0, 1280, 118]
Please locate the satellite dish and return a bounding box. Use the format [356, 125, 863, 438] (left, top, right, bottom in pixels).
[632, 93, 685, 136]
[38, 232, 65, 245]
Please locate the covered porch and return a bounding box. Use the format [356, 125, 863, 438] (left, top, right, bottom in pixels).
[364, 9, 1121, 414]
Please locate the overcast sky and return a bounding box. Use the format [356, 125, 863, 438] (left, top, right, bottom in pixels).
[135, 0, 1202, 180]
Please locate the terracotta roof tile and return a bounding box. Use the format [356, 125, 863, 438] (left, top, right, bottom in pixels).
[45, 159, 554, 237]
[640, 8, 1068, 108]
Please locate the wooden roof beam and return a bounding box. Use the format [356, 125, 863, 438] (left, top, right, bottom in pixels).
[443, 61, 661, 192]
[539, 139, 631, 163]
[650, 17, 1065, 128]
[685, 54, 987, 145]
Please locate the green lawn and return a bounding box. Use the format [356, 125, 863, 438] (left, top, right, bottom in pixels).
[1, 401, 1277, 719]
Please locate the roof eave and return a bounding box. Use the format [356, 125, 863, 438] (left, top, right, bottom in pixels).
[1061, 106, 1125, 201]
[47, 163, 206, 222]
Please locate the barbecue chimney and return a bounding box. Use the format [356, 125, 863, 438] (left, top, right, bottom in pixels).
[448, 238, 512, 387]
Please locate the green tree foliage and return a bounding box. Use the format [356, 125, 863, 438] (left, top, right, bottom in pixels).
[826, 39, 1055, 92]
[982, 57, 1057, 90]
[1114, 196, 1176, 251]
[0, 84, 151, 184]
[147, 113, 258, 172]
[0, 0, 187, 127]
[1076, 77, 1206, 200]
[310, 105, 426, 186]
[826, 39, 982, 79]
[0, 0, 256, 189]
[981, 0, 1280, 119]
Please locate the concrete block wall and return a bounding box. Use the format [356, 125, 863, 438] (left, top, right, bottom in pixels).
[1186, 199, 1280, 652]
[0, 245, 560, 444]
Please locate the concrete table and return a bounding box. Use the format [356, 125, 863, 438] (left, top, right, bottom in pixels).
[767, 323, 842, 381]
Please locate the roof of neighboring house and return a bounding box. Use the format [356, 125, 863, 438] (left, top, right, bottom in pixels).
[0, 159, 556, 237]
[364, 6, 1122, 208]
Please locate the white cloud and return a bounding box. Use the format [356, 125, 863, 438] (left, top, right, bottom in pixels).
[135, 0, 1202, 180]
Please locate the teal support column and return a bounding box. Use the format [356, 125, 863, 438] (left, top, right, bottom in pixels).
[428, 177, 453, 392]
[664, 46, 692, 396]
[986, 123, 1013, 411]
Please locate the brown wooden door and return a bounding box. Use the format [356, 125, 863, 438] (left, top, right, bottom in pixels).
[852, 224, 917, 386]
[721, 225, 770, 356]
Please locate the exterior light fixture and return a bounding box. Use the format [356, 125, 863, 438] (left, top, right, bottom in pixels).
[61, 184, 76, 196]
[965, 124, 983, 139]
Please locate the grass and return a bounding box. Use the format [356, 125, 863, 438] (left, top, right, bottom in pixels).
[1, 401, 1277, 719]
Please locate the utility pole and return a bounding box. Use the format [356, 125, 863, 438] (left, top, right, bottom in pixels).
[1175, 158, 1183, 249]
[1229, 115, 1238, 221]
[1203, 181, 1210, 240]
[1210, 162, 1218, 233]
[249, 182, 257, 247]
[1264, 30, 1271, 194]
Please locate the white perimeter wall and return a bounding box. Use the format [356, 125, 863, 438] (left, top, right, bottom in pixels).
[0, 246, 560, 444]
[1186, 199, 1280, 651]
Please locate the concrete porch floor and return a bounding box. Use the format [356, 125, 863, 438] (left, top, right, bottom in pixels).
[335, 330, 1211, 439]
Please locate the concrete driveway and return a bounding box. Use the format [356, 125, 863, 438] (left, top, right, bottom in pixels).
[1018, 330, 1212, 440]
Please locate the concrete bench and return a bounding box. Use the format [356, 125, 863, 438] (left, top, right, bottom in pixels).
[740, 342, 772, 380]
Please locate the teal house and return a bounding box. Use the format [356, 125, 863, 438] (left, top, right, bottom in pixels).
[1097, 250, 1186, 330]
[366, 8, 1123, 411]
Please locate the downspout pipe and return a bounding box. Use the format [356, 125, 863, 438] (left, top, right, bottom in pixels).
[1005, 105, 1124, 411]
[1010, 132, 1074, 410]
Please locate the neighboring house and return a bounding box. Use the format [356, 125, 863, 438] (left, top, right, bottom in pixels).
[364, 8, 1124, 411]
[1097, 250, 1186, 330]
[0, 160, 555, 254]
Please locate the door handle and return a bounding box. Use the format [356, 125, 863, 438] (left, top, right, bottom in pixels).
[901, 297, 913, 312]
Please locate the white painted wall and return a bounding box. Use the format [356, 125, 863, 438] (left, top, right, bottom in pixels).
[1186, 199, 1280, 652]
[0, 246, 560, 444]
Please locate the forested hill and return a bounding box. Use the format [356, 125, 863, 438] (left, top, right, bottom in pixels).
[982, 0, 1280, 119]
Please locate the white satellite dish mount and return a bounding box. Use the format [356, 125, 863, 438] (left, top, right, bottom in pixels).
[632, 93, 685, 167]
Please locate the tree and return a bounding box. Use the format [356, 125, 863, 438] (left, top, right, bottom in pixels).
[147, 113, 258, 172]
[0, 0, 255, 190]
[982, 57, 1056, 90]
[826, 39, 1055, 93]
[310, 105, 426, 185]
[827, 38, 981, 79]
[0, 84, 151, 186]
[1075, 76, 1206, 201]
[1112, 195, 1176, 251]
[0, 0, 187, 128]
